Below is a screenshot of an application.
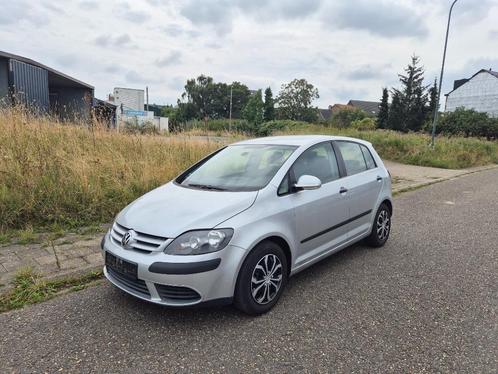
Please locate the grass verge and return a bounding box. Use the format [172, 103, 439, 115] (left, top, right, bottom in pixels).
[0, 268, 103, 313]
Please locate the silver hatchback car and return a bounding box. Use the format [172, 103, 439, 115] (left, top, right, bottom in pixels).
[101, 135, 392, 314]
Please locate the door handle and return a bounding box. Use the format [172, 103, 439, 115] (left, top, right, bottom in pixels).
[339, 187, 348, 194]
[376, 176, 383, 182]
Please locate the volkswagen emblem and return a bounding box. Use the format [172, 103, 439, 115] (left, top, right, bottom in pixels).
[121, 230, 137, 249]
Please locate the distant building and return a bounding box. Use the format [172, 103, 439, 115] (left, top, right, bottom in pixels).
[318, 108, 333, 121]
[108, 87, 169, 132]
[109, 87, 144, 112]
[445, 69, 498, 117]
[327, 100, 381, 118]
[330, 103, 351, 116]
[0, 50, 94, 121]
[346, 100, 380, 116]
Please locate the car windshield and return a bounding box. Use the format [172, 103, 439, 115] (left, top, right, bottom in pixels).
[178, 144, 297, 192]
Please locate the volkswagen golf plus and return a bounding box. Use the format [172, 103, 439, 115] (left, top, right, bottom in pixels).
[101, 135, 392, 314]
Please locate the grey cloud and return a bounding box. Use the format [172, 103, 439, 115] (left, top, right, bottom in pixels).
[205, 42, 223, 49]
[94, 34, 132, 47]
[0, 1, 50, 27]
[41, 2, 66, 14]
[118, 2, 151, 24]
[162, 24, 201, 38]
[180, 1, 232, 35]
[452, 0, 496, 24]
[155, 51, 182, 67]
[126, 71, 147, 84]
[104, 65, 122, 74]
[56, 54, 78, 68]
[167, 76, 185, 91]
[179, 0, 323, 35]
[79, 0, 99, 9]
[122, 9, 151, 23]
[489, 30, 498, 39]
[325, 0, 428, 38]
[345, 64, 392, 81]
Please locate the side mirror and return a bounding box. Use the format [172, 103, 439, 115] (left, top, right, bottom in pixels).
[294, 175, 322, 191]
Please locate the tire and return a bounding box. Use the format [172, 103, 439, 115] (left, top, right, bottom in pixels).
[234, 240, 288, 315]
[366, 203, 391, 247]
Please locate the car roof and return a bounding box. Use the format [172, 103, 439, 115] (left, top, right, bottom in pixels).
[233, 135, 372, 148]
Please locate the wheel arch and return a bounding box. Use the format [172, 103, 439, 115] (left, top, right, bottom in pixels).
[381, 199, 393, 215]
[239, 235, 293, 277]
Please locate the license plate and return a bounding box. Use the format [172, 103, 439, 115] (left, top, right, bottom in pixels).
[105, 252, 138, 279]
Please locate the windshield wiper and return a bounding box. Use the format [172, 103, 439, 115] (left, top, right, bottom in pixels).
[186, 183, 227, 191]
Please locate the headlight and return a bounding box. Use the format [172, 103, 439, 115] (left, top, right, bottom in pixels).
[164, 229, 234, 255]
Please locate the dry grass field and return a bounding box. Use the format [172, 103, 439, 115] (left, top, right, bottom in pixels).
[1, 109, 497, 233]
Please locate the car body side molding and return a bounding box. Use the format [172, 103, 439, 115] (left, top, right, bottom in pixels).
[300, 210, 372, 244]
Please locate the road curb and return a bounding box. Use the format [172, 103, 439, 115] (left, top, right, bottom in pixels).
[393, 163, 498, 195]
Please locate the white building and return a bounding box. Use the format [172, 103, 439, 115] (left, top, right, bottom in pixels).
[445, 69, 498, 117]
[112, 87, 144, 111]
[108, 87, 168, 132]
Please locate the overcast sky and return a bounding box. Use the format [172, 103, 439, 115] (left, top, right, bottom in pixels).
[1, 0, 497, 107]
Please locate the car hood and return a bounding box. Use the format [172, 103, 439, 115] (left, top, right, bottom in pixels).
[116, 182, 258, 238]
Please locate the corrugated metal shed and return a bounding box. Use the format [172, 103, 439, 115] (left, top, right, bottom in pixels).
[10, 59, 50, 111]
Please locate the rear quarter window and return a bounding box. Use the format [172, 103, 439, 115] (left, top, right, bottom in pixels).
[361, 145, 377, 169]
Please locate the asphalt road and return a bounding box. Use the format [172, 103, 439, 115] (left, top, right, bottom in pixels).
[1, 169, 497, 373]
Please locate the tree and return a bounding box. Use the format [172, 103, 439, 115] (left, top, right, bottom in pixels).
[427, 78, 438, 122]
[177, 76, 251, 121]
[263, 87, 275, 121]
[391, 55, 429, 132]
[377, 88, 389, 129]
[242, 90, 264, 125]
[229, 82, 251, 119]
[160, 105, 179, 130]
[387, 91, 404, 131]
[276, 78, 319, 122]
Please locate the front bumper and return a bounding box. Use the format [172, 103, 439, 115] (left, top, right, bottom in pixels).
[101, 232, 246, 307]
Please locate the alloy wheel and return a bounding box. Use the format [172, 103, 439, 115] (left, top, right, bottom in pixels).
[376, 209, 390, 241]
[251, 254, 283, 305]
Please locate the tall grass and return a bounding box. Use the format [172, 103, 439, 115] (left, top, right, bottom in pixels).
[0, 109, 222, 232]
[1, 109, 497, 233]
[275, 124, 498, 169]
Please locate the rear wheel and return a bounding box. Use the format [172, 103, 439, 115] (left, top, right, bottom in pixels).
[366, 203, 391, 247]
[234, 241, 288, 315]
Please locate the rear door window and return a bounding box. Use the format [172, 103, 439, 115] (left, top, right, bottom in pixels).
[336, 141, 368, 176]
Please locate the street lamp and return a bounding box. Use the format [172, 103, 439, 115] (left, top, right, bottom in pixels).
[431, 0, 459, 148]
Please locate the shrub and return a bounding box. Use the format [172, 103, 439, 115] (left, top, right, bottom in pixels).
[351, 117, 377, 131]
[438, 107, 498, 140]
[123, 120, 159, 135]
[182, 119, 253, 134]
[257, 120, 310, 136]
[329, 107, 369, 128]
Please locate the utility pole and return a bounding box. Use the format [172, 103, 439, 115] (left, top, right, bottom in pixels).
[146, 86, 149, 112]
[431, 0, 459, 148]
[229, 85, 233, 132]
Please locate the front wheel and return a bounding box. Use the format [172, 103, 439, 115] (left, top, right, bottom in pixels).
[366, 203, 391, 247]
[234, 241, 288, 315]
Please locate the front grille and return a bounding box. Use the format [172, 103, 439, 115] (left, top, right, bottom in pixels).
[155, 284, 201, 302]
[107, 267, 150, 298]
[110, 222, 167, 253]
